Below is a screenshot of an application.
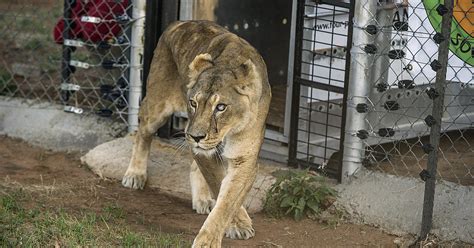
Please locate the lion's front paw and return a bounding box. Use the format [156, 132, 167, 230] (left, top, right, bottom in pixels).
[193, 198, 215, 215]
[192, 229, 221, 248]
[122, 169, 147, 189]
[225, 222, 255, 240]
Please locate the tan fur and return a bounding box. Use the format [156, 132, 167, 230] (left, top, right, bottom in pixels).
[121, 21, 271, 248]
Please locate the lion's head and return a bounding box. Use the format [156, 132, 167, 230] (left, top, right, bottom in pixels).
[184, 53, 262, 156]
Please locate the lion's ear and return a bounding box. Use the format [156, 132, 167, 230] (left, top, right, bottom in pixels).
[234, 59, 262, 100]
[187, 53, 214, 88]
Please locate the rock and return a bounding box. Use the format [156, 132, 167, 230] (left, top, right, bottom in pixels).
[81, 136, 279, 213]
[12, 63, 41, 78]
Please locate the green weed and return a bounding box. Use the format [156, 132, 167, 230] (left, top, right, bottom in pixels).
[264, 169, 337, 221]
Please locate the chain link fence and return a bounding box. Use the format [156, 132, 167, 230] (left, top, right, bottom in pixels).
[343, 0, 472, 239]
[349, 0, 473, 187]
[291, 0, 472, 240]
[1, 1, 62, 102]
[0, 0, 137, 132]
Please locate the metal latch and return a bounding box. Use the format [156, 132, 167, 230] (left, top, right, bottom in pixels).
[61, 83, 81, 91]
[81, 16, 101, 23]
[64, 106, 83, 114]
[64, 39, 84, 47]
[70, 60, 90, 69]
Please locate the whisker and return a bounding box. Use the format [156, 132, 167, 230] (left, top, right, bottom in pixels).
[215, 144, 226, 172]
[169, 138, 190, 157]
[171, 131, 186, 138]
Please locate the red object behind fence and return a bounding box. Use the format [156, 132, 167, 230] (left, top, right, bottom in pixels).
[53, 0, 129, 44]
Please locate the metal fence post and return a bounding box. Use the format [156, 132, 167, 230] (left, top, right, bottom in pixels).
[372, 1, 395, 96]
[60, 0, 73, 103]
[420, 0, 454, 239]
[128, 0, 146, 133]
[341, 0, 377, 181]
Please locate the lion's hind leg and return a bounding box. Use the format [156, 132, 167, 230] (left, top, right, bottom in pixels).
[122, 99, 175, 189]
[122, 37, 183, 190]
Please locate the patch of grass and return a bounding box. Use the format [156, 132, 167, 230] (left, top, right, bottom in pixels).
[0, 190, 189, 247]
[264, 169, 337, 221]
[103, 202, 125, 220]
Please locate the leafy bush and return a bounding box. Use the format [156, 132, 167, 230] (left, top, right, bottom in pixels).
[264, 169, 337, 221]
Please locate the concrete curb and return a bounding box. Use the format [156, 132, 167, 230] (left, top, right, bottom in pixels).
[0, 97, 125, 152]
[336, 169, 474, 243]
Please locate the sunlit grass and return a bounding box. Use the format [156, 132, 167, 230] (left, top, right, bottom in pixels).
[0, 188, 189, 247]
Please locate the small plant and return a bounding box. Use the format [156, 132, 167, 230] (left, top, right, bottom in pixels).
[264, 169, 337, 221]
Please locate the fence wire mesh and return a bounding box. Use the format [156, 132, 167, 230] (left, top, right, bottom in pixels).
[0, 0, 134, 131]
[291, 0, 472, 186]
[348, 0, 473, 186]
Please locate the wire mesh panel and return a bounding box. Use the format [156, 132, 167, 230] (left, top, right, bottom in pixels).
[0, 0, 136, 131]
[289, 0, 354, 179]
[0, 0, 63, 103]
[58, 0, 134, 125]
[348, 0, 473, 186]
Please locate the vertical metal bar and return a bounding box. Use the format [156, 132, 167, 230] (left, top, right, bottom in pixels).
[60, 0, 73, 103]
[337, 0, 355, 183]
[179, 0, 193, 20]
[420, 0, 454, 239]
[160, 0, 180, 33]
[284, 0, 298, 138]
[128, 0, 146, 132]
[341, 0, 377, 182]
[157, 0, 180, 138]
[143, 0, 160, 98]
[288, 0, 306, 166]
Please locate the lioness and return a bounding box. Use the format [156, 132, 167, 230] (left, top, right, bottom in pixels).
[122, 20, 271, 247]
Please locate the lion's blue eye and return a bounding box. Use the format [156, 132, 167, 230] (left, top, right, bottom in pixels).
[216, 104, 227, 111]
[189, 100, 197, 108]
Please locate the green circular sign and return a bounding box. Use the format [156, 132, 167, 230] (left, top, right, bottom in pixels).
[423, 0, 473, 66]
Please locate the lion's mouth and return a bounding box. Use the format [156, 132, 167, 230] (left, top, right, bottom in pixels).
[195, 145, 215, 151]
[191, 141, 223, 156]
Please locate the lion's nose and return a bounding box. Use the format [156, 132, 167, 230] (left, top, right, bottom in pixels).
[189, 134, 206, 143]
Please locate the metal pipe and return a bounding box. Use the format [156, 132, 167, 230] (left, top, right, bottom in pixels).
[128, 0, 146, 133]
[341, 0, 377, 182]
[284, 0, 298, 139]
[337, 0, 356, 183]
[372, 1, 395, 96]
[179, 0, 194, 20]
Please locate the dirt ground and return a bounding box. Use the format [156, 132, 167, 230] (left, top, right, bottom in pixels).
[0, 135, 404, 247]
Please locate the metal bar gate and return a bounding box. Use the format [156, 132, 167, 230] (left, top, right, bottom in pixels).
[289, 0, 354, 181]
